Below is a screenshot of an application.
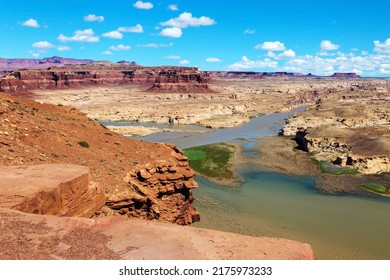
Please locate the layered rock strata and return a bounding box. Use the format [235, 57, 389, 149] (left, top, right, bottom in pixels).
[0, 64, 209, 93]
[0, 164, 105, 217]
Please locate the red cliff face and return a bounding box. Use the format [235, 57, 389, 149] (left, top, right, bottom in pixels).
[0, 64, 210, 93]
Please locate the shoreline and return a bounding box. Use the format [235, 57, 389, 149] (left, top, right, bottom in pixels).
[193, 136, 390, 198]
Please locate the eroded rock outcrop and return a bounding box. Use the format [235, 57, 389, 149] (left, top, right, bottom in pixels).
[283, 92, 390, 174]
[0, 164, 105, 217]
[0, 93, 198, 224]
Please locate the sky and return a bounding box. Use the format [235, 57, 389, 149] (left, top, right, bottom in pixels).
[0, 0, 389, 76]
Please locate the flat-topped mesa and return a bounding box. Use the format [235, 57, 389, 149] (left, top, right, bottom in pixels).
[331, 72, 361, 78]
[0, 64, 211, 93]
[207, 71, 305, 79]
[149, 67, 210, 92]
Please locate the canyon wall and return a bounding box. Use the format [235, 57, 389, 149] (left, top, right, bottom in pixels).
[0, 63, 210, 93]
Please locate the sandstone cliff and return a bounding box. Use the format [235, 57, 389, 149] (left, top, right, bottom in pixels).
[0, 93, 198, 224]
[0, 63, 210, 94]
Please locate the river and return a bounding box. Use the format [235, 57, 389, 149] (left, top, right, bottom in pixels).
[110, 110, 390, 259]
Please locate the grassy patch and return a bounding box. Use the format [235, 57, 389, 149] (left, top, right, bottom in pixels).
[234, 137, 248, 141]
[183, 143, 236, 180]
[362, 183, 389, 194]
[312, 159, 359, 175]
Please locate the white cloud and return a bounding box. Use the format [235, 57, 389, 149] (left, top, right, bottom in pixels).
[57, 46, 71, 51]
[279, 49, 296, 58]
[58, 29, 99, 43]
[159, 27, 182, 38]
[180, 59, 190, 65]
[137, 42, 173, 48]
[161, 12, 216, 28]
[32, 41, 55, 49]
[374, 38, 390, 54]
[168, 4, 178, 11]
[266, 51, 276, 57]
[205, 57, 222, 62]
[320, 40, 340, 51]
[108, 44, 131, 51]
[102, 30, 123, 39]
[84, 14, 104, 22]
[166, 55, 180, 59]
[117, 24, 144, 33]
[227, 56, 278, 70]
[255, 41, 286, 51]
[244, 29, 255, 34]
[21, 18, 40, 28]
[133, 1, 153, 10]
[102, 50, 113, 55]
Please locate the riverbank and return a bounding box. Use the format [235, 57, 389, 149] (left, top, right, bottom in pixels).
[191, 136, 390, 197]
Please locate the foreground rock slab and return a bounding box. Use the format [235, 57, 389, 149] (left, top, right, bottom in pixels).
[0, 164, 105, 218]
[0, 208, 315, 260]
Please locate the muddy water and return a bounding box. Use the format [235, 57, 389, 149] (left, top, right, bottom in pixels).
[107, 108, 304, 149]
[119, 110, 390, 259]
[193, 168, 390, 259]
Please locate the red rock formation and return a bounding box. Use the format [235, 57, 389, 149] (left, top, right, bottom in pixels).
[0, 164, 105, 218]
[0, 93, 199, 224]
[0, 64, 210, 93]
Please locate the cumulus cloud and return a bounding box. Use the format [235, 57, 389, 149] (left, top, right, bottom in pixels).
[117, 24, 144, 33]
[161, 12, 216, 28]
[21, 18, 40, 28]
[84, 14, 104, 22]
[205, 57, 222, 62]
[102, 30, 123, 39]
[166, 55, 180, 59]
[159, 27, 182, 38]
[227, 56, 278, 70]
[133, 1, 153, 10]
[168, 4, 178, 11]
[32, 41, 55, 49]
[255, 41, 286, 51]
[244, 29, 255, 34]
[279, 49, 296, 58]
[180, 59, 190, 65]
[137, 42, 173, 48]
[320, 40, 340, 51]
[58, 29, 99, 43]
[108, 44, 131, 51]
[102, 50, 113, 55]
[374, 38, 390, 54]
[57, 46, 71, 51]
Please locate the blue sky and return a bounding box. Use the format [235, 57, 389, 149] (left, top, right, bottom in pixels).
[0, 0, 389, 76]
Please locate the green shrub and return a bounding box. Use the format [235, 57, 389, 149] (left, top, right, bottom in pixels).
[78, 141, 90, 148]
[362, 183, 389, 194]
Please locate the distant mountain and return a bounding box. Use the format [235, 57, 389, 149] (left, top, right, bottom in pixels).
[0, 56, 94, 70]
